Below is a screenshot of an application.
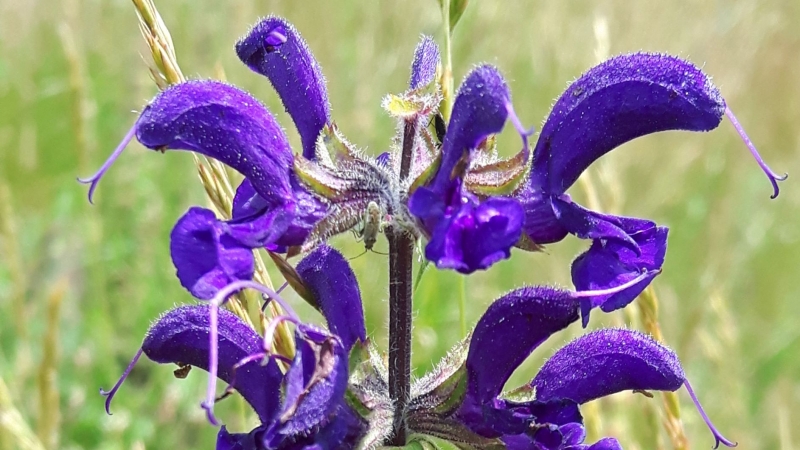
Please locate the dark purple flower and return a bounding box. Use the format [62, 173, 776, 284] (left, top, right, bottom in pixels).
[408, 65, 529, 273]
[80, 18, 448, 297]
[100, 245, 367, 450]
[407, 51, 783, 298]
[439, 286, 737, 450]
[82, 17, 783, 289]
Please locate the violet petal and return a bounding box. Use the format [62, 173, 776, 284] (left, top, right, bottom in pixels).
[296, 245, 366, 351]
[408, 35, 440, 90]
[572, 222, 668, 326]
[464, 286, 579, 404]
[428, 65, 510, 195]
[136, 80, 295, 208]
[421, 189, 524, 273]
[236, 16, 330, 159]
[170, 207, 255, 300]
[515, 184, 568, 244]
[277, 325, 349, 439]
[142, 305, 282, 424]
[551, 198, 640, 251]
[531, 52, 725, 195]
[532, 328, 685, 405]
[232, 179, 268, 221]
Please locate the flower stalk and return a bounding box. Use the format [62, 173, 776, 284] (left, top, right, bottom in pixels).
[387, 118, 418, 445]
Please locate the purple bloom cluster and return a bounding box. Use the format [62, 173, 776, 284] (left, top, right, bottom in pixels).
[101, 245, 733, 450]
[85, 12, 783, 450]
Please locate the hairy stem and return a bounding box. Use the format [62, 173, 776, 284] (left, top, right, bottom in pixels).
[388, 120, 417, 445]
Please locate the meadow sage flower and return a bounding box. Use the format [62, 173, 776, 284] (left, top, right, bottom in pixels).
[101, 245, 734, 449]
[81, 17, 782, 317]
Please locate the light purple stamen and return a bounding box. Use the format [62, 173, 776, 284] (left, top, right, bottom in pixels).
[263, 315, 301, 356]
[78, 123, 137, 204]
[684, 379, 738, 448]
[571, 269, 660, 299]
[99, 347, 143, 415]
[725, 107, 787, 199]
[505, 101, 536, 153]
[262, 281, 289, 312]
[266, 27, 288, 47]
[202, 280, 300, 426]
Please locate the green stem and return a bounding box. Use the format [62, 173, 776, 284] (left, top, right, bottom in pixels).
[458, 276, 467, 337]
[441, 0, 454, 121]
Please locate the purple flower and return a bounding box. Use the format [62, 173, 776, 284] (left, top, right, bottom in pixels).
[100, 246, 367, 450]
[426, 286, 737, 450]
[81, 17, 784, 293]
[78, 17, 443, 299]
[409, 51, 784, 310]
[100, 244, 733, 450]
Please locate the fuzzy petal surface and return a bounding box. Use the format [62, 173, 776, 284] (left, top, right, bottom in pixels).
[464, 286, 580, 403]
[274, 326, 349, 440]
[408, 35, 440, 90]
[429, 65, 510, 195]
[296, 245, 366, 351]
[572, 220, 668, 326]
[236, 16, 330, 159]
[417, 188, 524, 273]
[170, 207, 255, 299]
[136, 80, 294, 208]
[532, 328, 685, 405]
[143, 305, 282, 423]
[531, 52, 725, 194]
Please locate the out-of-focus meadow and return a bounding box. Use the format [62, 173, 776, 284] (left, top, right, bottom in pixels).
[0, 0, 798, 448]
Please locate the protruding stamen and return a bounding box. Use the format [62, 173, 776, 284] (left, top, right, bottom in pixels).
[505, 101, 536, 153]
[725, 107, 787, 199]
[99, 347, 143, 415]
[263, 315, 301, 356]
[684, 379, 738, 448]
[571, 269, 661, 299]
[202, 279, 300, 426]
[78, 124, 137, 204]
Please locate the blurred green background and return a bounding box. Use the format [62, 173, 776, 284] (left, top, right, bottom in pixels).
[0, 0, 797, 449]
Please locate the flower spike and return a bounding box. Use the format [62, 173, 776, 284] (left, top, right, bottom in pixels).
[684, 380, 738, 448]
[78, 123, 136, 204]
[99, 347, 143, 415]
[724, 107, 787, 199]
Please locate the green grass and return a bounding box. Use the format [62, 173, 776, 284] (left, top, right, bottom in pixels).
[1, 1, 798, 449]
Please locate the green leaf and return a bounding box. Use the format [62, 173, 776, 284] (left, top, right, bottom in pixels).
[449, 0, 470, 32]
[414, 258, 432, 292]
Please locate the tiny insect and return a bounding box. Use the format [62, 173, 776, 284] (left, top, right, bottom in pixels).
[351, 201, 389, 259]
[173, 362, 192, 379]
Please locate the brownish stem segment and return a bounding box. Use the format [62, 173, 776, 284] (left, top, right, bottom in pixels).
[387, 119, 417, 445]
[387, 230, 414, 445]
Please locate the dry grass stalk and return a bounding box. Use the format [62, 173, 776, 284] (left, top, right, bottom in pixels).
[0, 182, 26, 338]
[57, 22, 95, 174]
[639, 287, 690, 450]
[130, 0, 293, 355]
[0, 377, 47, 450]
[36, 279, 67, 450]
[580, 17, 689, 441]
